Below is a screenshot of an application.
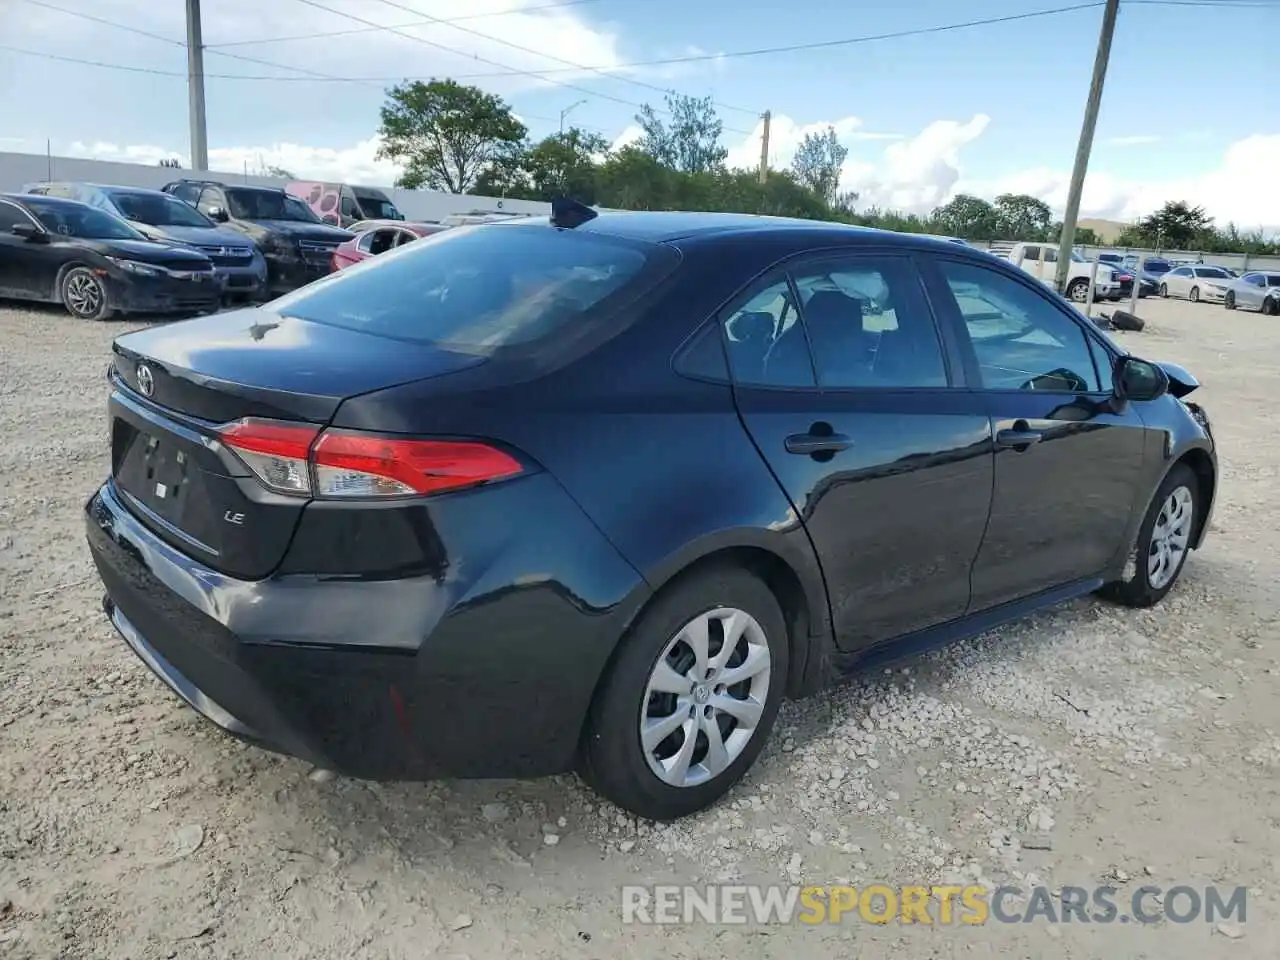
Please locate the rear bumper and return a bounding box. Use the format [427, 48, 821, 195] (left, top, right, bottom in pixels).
[85, 475, 647, 781]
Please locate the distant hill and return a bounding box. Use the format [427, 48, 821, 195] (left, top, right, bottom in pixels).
[1079, 218, 1130, 244]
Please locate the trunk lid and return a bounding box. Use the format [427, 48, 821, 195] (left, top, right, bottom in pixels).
[108, 308, 487, 578]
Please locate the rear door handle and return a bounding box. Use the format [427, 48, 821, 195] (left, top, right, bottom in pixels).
[785, 432, 853, 455]
[995, 428, 1044, 449]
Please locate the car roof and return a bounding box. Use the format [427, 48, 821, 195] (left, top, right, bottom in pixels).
[0, 191, 94, 210]
[503, 210, 987, 255]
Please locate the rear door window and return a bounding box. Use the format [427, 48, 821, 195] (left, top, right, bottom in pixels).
[269, 223, 669, 351]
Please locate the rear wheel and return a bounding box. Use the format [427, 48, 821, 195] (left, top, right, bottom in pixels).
[1190, 285, 1200, 303]
[1100, 463, 1198, 608]
[580, 565, 788, 821]
[1225, 291, 1236, 310]
[61, 266, 111, 321]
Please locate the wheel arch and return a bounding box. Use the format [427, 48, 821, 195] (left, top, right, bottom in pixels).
[1175, 446, 1216, 549]
[581, 532, 832, 757]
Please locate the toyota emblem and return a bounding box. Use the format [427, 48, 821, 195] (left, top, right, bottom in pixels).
[136, 363, 155, 397]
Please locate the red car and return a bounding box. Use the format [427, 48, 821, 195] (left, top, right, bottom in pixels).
[330, 220, 449, 271]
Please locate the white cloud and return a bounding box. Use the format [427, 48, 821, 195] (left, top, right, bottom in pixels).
[66, 137, 400, 184]
[610, 125, 644, 152]
[725, 114, 1280, 230]
[6, 0, 631, 96]
[959, 134, 1280, 229]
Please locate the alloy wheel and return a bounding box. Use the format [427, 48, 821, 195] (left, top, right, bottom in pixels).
[639, 607, 771, 788]
[1148, 485, 1194, 590]
[65, 273, 104, 318]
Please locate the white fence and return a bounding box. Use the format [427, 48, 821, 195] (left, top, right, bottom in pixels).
[0, 151, 552, 223]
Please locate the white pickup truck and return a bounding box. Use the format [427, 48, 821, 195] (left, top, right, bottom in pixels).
[1004, 241, 1120, 304]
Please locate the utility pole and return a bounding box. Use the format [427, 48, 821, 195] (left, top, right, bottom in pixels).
[1053, 0, 1119, 294]
[758, 110, 771, 185]
[185, 0, 209, 172]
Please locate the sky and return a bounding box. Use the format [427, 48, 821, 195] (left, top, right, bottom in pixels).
[2, 0, 1279, 228]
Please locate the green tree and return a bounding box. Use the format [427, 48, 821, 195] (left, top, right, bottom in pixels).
[523, 128, 610, 202]
[377, 79, 527, 193]
[634, 93, 727, 175]
[1135, 200, 1215, 249]
[930, 194, 999, 240]
[994, 193, 1052, 239]
[791, 126, 848, 206]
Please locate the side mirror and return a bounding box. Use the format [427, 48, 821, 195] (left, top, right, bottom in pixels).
[12, 223, 48, 243]
[206, 206, 229, 222]
[1114, 356, 1168, 402]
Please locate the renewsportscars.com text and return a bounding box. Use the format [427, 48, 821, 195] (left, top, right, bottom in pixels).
[621, 883, 1247, 926]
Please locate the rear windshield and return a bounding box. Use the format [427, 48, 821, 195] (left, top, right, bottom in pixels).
[268, 223, 658, 349]
[1143, 260, 1171, 273]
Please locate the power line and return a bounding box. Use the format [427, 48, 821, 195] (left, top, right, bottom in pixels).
[205, 0, 621, 49]
[285, 0, 756, 135]
[359, 0, 759, 117]
[449, 1, 1115, 77]
[13, 1, 1229, 98]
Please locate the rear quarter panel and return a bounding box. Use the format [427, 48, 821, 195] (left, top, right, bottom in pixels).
[331, 233, 834, 689]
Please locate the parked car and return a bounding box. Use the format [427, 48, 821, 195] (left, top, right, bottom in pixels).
[86, 205, 1217, 821]
[26, 182, 268, 302]
[161, 179, 353, 294]
[1158, 264, 1233, 302]
[0, 192, 219, 320]
[330, 220, 450, 271]
[1005, 241, 1120, 302]
[1223, 271, 1280, 314]
[285, 181, 404, 228]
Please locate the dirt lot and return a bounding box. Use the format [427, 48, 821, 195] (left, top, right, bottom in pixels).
[1, 296, 1278, 959]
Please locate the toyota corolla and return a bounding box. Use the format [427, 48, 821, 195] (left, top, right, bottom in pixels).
[85, 202, 1217, 821]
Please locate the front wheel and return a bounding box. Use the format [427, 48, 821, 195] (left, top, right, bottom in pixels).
[1189, 285, 1200, 303]
[60, 266, 111, 321]
[580, 566, 789, 821]
[1263, 296, 1279, 316]
[1099, 463, 1198, 608]
[1159, 283, 1169, 298]
[1225, 291, 1236, 310]
[1067, 278, 1090, 303]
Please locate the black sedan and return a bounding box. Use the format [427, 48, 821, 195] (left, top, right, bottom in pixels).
[85, 202, 1217, 820]
[0, 193, 220, 320]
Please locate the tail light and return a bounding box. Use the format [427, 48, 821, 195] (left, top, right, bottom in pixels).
[218, 418, 523, 499]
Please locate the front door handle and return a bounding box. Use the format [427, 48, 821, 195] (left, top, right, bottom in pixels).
[995, 427, 1044, 449]
[785, 432, 853, 455]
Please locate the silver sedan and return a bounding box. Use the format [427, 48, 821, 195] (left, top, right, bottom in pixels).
[1158, 264, 1234, 303]
[1223, 271, 1280, 314]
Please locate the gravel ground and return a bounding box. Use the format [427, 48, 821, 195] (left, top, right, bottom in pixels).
[1, 296, 1278, 959]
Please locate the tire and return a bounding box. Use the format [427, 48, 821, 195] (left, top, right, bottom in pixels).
[1224, 291, 1236, 310]
[1263, 296, 1279, 317]
[1159, 283, 1169, 298]
[1099, 463, 1198, 608]
[580, 565, 789, 821]
[1189, 286, 1200, 303]
[60, 266, 111, 321]
[1067, 278, 1090, 303]
[1110, 310, 1145, 332]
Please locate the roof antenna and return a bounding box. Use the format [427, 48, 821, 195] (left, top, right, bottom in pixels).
[550, 195, 598, 229]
